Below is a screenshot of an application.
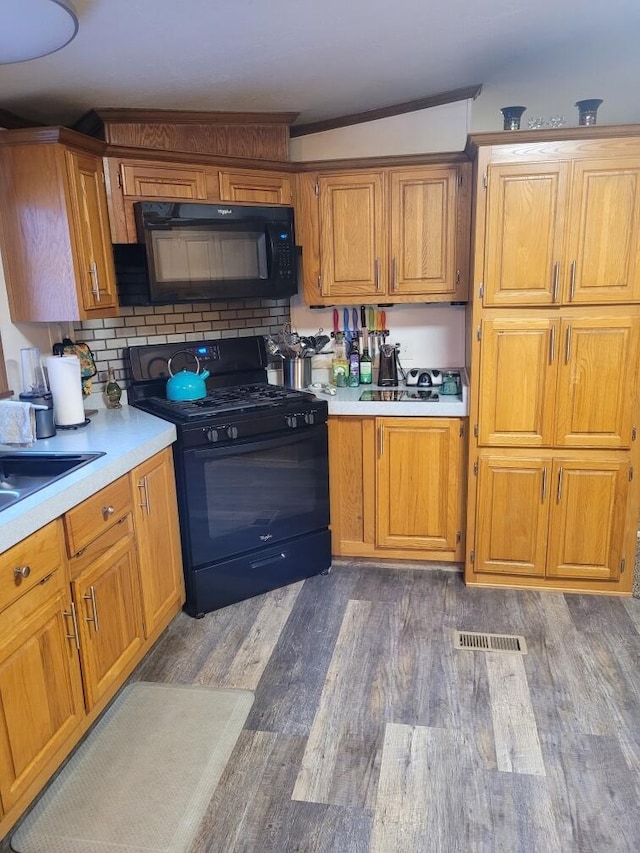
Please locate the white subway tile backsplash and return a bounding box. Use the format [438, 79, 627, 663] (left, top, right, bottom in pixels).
[74, 299, 291, 389]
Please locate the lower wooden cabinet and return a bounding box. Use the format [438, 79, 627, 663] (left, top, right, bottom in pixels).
[0, 522, 84, 814]
[329, 416, 466, 561]
[130, 448, 184, 638]
[472, 451, 630, 587]
[0, 448, 185, 839]
[70, 515, 144, 711]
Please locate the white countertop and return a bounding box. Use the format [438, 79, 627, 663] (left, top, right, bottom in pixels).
[290, 367, 470, 417]
[1, 406, 176, 552]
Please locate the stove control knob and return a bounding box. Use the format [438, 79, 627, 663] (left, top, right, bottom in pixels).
[304, 411, 315, 425]
[286, 415, 298, 428]
[206, 428, 219, 443]
[227, 426, 239, 440]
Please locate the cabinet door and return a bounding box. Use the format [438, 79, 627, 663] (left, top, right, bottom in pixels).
[484, 163, 569, 306]
[219, 169, 293, 205]
[554, 316, 639, 448]
[389, 167, 460, 297]
[478, 317, 557, 447]
[66, 150, 118, 313]
[120, 162, 211, 199]
[546, 458, 628, 581]
[566, 159, 640, 304]
[376, 418, 463, 551]
[474, 454, 549, 576]
[318, 172, 386, 298]
[131, 449, 185, 638]
[71, 532, 144, 711]
[0, 582, 84, 811]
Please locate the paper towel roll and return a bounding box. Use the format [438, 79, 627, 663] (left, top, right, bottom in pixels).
[46, 355, 85, 426]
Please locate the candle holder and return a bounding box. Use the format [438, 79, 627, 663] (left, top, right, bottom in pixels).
[500, 105, 527, 131]
[575, 99, 603, 126]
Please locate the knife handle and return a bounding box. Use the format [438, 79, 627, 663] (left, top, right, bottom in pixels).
[333, 308, 340, 336]
[361, 305, 367, 329]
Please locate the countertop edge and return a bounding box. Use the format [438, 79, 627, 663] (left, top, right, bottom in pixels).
[1, 407, 176, 553]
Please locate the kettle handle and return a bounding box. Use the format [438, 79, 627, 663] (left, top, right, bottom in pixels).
[167, 350, 201, 377]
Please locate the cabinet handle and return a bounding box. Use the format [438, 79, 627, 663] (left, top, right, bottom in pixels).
[64, 602, 81, 651]
[557, 467, 564, 502]
[137, 477, 151, 514]
[565, 325, 572, 364]
[549, 325, 556, 364]
[374, 258, 381, 291]
[391, 257, 398, 292]
[102, 504, 115, 519]
[13, 564, 31, 581]
[541, 467, 548, 502]
[569, 260, 576, 301]
[83, 585, 100, 631]
[552, 261, 559, 302]
[89, 261, 101, 302]
[378, 425, 384, 457]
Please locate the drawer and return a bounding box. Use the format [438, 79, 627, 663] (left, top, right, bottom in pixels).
[64, 475, 132, 557]
[0, 519, 66, 613]
[68, 513, 135, 579]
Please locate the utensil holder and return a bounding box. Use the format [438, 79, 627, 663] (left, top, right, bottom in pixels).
[283, 358, 312, 390]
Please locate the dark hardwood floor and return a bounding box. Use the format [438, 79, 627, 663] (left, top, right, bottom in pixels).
[129, 562, 640, 852]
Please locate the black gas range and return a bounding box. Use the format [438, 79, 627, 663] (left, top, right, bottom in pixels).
[125, 335, 331, 617]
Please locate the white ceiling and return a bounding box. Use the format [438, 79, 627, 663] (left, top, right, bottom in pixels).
[0, 0, 638, 129]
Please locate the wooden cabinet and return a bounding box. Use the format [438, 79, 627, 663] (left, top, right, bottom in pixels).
[329, 416, 465, 561]
[0, 128, 118, 321]
[0, 522, 84, 813]
[219, 169, 293, 205]
[297, 162, 470, 305]
[466, 130, 640, 593]
[483, 158, 640, 306]
[477, 313, 639, 449]
[65, 478, 144, 712]
[474, 452, 629, 583]
[0, 449, 184, 839]
[131, 448, 185, 638]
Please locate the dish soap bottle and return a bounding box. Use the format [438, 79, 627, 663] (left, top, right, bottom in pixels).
[105, 367, 122, 409]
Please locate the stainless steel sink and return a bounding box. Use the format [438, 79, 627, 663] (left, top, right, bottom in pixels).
[0, 452, 106, 512]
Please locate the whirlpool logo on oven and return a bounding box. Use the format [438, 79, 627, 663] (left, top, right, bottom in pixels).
[259, 533, 273, 541]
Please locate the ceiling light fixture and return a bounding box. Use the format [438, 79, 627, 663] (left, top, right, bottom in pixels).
[0, 0, 78, 64]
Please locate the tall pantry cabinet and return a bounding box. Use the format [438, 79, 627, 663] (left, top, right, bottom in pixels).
[465, 127, 640, 593]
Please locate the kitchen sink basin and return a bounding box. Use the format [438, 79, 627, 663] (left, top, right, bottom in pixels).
[0, 452, 106, 513]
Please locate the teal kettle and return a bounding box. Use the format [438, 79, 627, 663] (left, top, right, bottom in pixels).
[166, 350, 210, 401]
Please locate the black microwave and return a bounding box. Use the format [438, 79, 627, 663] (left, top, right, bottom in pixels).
[113, 201, 298, 305]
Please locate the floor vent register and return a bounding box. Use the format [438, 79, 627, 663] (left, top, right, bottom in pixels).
[453, 630, 528, 654]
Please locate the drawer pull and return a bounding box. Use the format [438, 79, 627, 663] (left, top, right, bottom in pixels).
[83, 585, 100, 631]
[102, 505, 115, 520]
[64, 602, 81, 651]
[14, 565, 31, 581]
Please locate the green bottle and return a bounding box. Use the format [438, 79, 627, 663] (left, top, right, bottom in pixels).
[359, 334, 372, 385]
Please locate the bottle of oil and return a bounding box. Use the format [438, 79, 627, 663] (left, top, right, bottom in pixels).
[331, 333, 348, 387]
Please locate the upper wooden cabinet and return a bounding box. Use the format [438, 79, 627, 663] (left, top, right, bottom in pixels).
[483, 158, 640, 306]
[218, 169, 293, 205]
[0, 128, 118, 322]
[105, 157, 294, 243]
[297, 162, 471, 305]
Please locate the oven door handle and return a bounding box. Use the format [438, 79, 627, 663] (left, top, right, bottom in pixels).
[188, 425, 326, 460]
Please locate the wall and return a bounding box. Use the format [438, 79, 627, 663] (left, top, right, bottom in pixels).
[289, 100, 470, 161]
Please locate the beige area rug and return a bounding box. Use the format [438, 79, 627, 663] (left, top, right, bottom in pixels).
[11, 682, 254, 853]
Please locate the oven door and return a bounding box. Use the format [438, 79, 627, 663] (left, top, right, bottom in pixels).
[179, 424, 329, 567]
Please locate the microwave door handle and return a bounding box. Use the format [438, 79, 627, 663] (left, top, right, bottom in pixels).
[263, 224, 280, 281]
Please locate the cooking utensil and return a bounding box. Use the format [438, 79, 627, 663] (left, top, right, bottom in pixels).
[266, 336, 285, 359]
[166, 351, 210, 401]
[314, 334, 331, 353]
[343, 308, 351, 344]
